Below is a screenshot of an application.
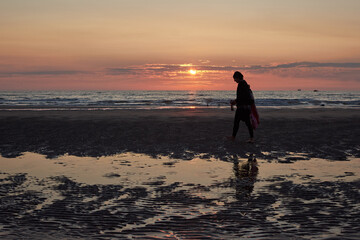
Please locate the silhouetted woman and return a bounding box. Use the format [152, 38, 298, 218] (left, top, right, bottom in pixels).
[229, 71, 255, 143]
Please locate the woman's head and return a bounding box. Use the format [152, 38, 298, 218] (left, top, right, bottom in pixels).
[233, 71, 244, 83]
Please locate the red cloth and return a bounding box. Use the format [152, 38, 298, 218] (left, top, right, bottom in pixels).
[250, 104, 260, 130]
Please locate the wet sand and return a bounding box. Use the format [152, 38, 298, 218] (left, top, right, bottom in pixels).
[0, 108, 360, 239]
[0, 108, 359, 160]
[1, 152, 359, 239]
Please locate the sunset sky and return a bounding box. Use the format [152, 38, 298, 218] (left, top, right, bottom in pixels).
[1, 0, 360, 90]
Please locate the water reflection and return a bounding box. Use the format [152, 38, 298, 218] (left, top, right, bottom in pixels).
[1, 152, 359, 239]
[232, 155, 259, 200]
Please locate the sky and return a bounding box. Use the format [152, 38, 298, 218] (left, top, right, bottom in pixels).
[1, 0, 360, 90]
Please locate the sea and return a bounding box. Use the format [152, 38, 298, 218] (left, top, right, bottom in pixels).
[0, 90, 359, 110]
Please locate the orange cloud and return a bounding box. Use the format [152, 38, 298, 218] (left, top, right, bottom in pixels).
[1, 62, 360, 90]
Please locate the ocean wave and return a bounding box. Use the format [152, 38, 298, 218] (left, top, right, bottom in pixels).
[0, 91, 359, 109]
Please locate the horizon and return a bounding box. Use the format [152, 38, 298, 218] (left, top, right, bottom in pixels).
[1, 1, 360, 91]
[1, 89, 358, 92]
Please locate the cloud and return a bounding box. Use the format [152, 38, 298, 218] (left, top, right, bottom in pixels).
[3, 62, 359, 83]
[244, 62, 360, 81]
[0, 70, 88, 77]
[249, 62, 360, 70]
[106, 63, 239, 76]
[106, 68, 139, 75]
[107, 61, 360, 75]
[199, 59, 211, 64]
[107, 64, 195, 76]
[106, 61, 360, 84]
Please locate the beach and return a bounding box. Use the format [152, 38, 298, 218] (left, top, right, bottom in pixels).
[0, 108, 359, 160]
[2, 0, 360, 238]
[1, 108, 360, 239]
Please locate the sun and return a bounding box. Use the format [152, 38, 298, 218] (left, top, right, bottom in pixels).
[189, 69, 197, 75]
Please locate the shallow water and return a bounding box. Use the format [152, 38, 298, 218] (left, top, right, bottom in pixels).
[0, 152, 359, 239]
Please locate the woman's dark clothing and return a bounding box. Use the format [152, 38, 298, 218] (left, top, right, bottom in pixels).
[236, 80, 254, 106]
[232, 80, 254, 138]
[233, 107, 253, 138]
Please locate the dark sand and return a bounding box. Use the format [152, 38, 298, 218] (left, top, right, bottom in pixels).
[0, 108, 359, 239]
[0, 108, 359, 160]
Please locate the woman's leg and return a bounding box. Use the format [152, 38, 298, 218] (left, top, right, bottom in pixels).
[232, 109, 241, 137]
[244, 116, 254, 138]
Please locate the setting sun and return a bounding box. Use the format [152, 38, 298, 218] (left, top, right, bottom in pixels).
[189, 69, 197, 75]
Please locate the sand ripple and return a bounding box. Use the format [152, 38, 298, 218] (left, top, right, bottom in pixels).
[0, 153, 359, 239]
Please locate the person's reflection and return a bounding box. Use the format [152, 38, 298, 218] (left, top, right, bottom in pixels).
[232, 155, 259, 200]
